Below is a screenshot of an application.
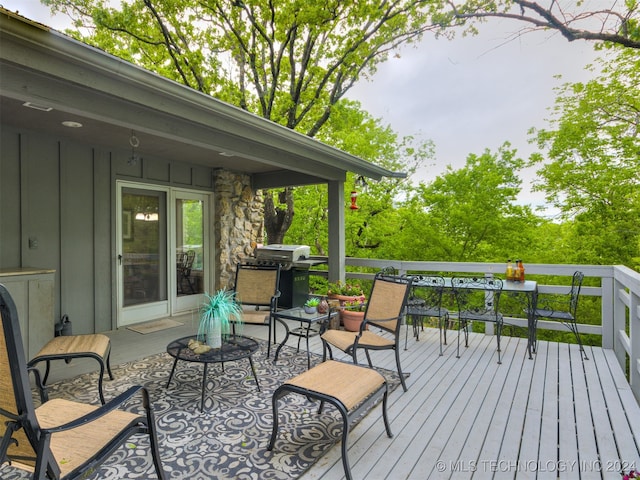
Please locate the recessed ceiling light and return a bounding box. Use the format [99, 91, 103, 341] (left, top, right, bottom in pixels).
[219, 152, 235, 157]
[62, 121, 83, 128]
[23, 101, 53, 112]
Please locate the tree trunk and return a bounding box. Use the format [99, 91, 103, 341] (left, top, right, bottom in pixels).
[263, 187, 294, 244]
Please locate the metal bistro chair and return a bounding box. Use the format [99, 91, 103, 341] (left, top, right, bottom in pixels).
[177, 249, 196, 294]
[451, 276, 504, 364]
[0, 284, 166, 480]
[404, 275, 450, 356]
[532, 271, 587, 360]
[231, 263, 281, 357]
[321, 272, 413, 391]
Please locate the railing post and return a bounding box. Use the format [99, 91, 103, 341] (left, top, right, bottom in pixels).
[612, 276, 627, 365]
[630, 288, 640, 401]
[327, 181, 345, 284]
[602, 276, 616, 350]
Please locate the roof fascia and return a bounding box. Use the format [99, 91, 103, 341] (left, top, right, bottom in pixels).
[0, 10, 406, 181]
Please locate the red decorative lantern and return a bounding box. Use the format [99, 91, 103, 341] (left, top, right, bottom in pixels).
[350, 190, 359, 210]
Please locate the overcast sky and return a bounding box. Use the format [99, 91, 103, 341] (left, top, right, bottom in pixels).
[4, 0, 602, 213]
[348, 21, 600, 204]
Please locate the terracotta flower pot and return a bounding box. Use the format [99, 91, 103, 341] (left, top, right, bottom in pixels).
[341, 309, 365, 332]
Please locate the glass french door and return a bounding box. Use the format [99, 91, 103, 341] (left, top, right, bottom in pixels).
[117, 182, 210, 327]
[173, 190, 208, 312]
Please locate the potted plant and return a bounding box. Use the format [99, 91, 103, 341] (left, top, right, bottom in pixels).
[304, 297, 320, 314]
[327, 281, 366, 306]
[198, 289, 243, 348]
[341, 299, 366, 332]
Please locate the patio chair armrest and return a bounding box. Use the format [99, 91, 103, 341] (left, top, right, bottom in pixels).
[270, 290, 281, 309]
[41, 385, 150, 434]
[27, 366, 49, 403]
[360, 315, 401, 332]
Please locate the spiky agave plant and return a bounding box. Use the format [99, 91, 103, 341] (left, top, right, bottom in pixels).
[198, 289, 243, 347]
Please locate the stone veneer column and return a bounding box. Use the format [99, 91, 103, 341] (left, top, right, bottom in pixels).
[213, 170, 264, 290]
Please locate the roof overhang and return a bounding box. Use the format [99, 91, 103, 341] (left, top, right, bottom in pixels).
[0, 8, 406, 189]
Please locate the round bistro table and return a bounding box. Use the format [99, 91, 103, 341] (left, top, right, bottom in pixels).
[166, 334, 260, 411]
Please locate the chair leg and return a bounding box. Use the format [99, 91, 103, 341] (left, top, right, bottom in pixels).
[142, 390, 166, 480]
[404, 318, 409, 350]
[267, 388, 283, 451]
[439, 317, 446, 356]
[442, 315, 448, 345]
[381, 388, 393, 438]
[266, 321, 271, 358]
[97, 361, 106, 404]
[339, 413, 353, 480]
[364, 349, 373, 367]
[0, 422, 20, 465]
[42, 360, 52, 385]
[565, 320, 589, 360]
[322, 341, 333, 361]
[106, 350, 114, 380]
[395, 348, 408, 392]
[496, 322, 502, 365]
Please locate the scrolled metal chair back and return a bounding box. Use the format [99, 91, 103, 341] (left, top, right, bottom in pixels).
[451, 276, 503, 316]
[569, 271, 584, 317]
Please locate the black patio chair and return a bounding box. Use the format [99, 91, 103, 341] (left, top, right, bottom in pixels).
[404, 275, 450, 355]
[0, 284, 166, 480]
[321, 272, 413, 391]
[532, 271, 587, 359]
[177, 249, 196, 294]
[451, 276, 504, 363]
[231, 263, 281, 357]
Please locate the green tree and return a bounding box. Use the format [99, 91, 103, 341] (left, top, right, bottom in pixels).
[43, 0, 442, 241]
[408, 144, 539, 262]
[529, 48, 640, 266]
[285, 100, 435, 257]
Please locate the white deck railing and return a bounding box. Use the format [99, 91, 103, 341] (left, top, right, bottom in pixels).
[310, 260, 640, 401]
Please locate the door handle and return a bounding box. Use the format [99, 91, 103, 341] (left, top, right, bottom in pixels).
[118, 254, 123, 265]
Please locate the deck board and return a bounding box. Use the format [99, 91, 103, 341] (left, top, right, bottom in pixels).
[537, 341, 560, 480]
[38, 318, 640, 480]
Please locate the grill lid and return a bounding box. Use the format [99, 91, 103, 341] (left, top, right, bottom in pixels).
[255, 244, 310, 262]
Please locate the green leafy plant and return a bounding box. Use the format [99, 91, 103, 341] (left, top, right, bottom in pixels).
[198, 289, 243, 344]
[327, 281, 365, 297]
[343, 299, 366, 311]
[304, 297, 320, 307]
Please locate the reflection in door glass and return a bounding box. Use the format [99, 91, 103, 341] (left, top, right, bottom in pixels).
[122, 190, 167, 306]
[176, 199, 204, 296]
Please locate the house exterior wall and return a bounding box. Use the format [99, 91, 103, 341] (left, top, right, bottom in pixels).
[0, 126, 262, 335]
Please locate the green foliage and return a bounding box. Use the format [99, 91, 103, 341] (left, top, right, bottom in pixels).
[285, 99, 435, 257]
[326, 281, 365, 297]
[44, 0, 439, 135]
[529, 48, 640, 266]
[407, 143, 537, 262]
[304, 297, 320, 308]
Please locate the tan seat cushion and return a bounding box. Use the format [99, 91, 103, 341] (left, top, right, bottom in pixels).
[240, 310, 270, 325]
[35, 398, 141, 476]
[321, 329, 394, 352]
[32, 334, 110, 360]
[284, 360, 385, 411]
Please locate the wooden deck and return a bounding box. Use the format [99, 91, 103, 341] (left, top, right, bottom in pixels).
[43, 316, 640, 479]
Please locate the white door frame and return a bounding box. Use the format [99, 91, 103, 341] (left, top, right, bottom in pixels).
[116, 181, 213, 327]
[172, 188, 212, 314]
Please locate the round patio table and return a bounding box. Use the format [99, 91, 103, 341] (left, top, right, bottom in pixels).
[166, 334, 260, 411]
